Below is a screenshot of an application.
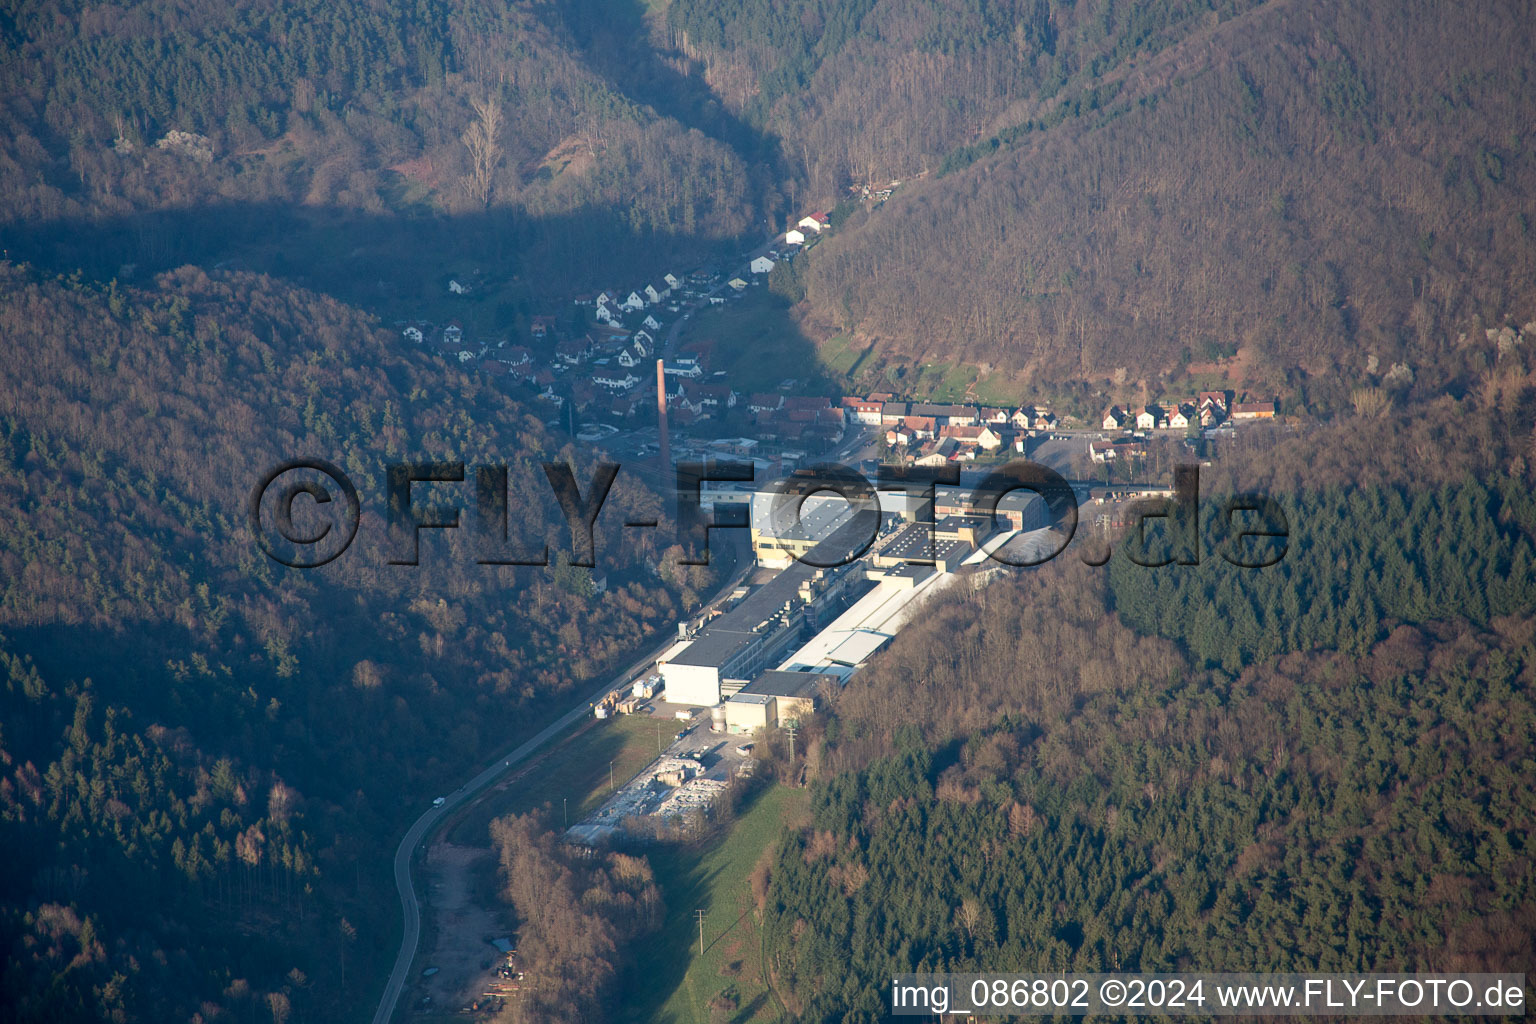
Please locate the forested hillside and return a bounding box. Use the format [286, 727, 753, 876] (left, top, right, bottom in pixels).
[756, 402, 1536, 1022]
[671, 0, 1536, 385]
[8, 0, 1533, 388]
[0, 263, 692, 1021]
[0, 0, 762, 297]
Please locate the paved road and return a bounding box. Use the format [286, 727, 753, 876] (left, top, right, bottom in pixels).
[369, 551, 752, 1024]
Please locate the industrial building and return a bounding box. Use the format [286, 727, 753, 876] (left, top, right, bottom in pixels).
[749, 491, 869, 567]
[871, 522, 976, 572]
[932, 484, 1047, 532]
[659, 471, 1053, 709]
[660, 510, 879, 705]
[723, 670, 834, 734]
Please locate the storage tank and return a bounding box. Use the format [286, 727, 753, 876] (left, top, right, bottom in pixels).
[710, 706, 727, 732]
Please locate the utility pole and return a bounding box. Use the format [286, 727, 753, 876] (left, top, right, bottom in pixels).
[562, 797, 568, 829]
[785, 721, 798, 763]
[695, 909, 706, 955]
[609, 760, 615, 792]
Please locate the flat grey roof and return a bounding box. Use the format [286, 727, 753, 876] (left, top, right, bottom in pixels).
[740, 670, 831, 698]
[670, 628, 758, 668]
[671, 511, 879, 671]
[879, 522, 973, 565]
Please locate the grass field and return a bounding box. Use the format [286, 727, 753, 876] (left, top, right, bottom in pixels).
[619, 783, 810, 1024]
[448, 713, 686, 846]
[678, 289, 836, 396]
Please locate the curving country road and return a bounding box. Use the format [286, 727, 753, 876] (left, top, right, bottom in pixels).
[369, 554, 753, 1024]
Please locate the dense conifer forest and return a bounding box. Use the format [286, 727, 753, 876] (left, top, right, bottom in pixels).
[754, 405, 1536, 1022]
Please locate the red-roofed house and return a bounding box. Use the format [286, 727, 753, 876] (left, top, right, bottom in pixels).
[940, 424, 1003, 450]
[843, 399, 884, 425]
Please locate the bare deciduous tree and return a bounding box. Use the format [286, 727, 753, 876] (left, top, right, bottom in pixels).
[462, 96, 504, 208]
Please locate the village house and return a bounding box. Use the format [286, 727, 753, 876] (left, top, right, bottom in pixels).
[1090, 439, 1148, 462]
[783, 395, 834, 415]
[530, 315, 556, 339]
[1010, 407, 1034, 430]
[678, 381, 736, 417]
[664, 354, 704, 378]
[727, 277, 748, 291]
[902, 415, 939, 440]
[609, 392, 643, 418]
[939, 424, 1004, 450]
[1102, 406, 1128, 430]
[663, 272, 681, 290]
[748, 393, 783, 414]
[798, 213, 830, 233]
[616, 336, 652, 368]
[443, 322, 464, 346]
[913, 437, 963, 466]
[1198, 390, 1230, 414]
[842, 398, 884, 425]
[750, 256, 776, 274]
[1168, 405, 1193, 430]
[909, 402, 978, 426]
[1231, 399, 1278, 420]
[880, 402, 911, 425]
[494, 345, 532, 367]
[785, 228, 806, 245]
[644, 282, 670, 305]
[642, 314, 662, 331]
[555, 337, 591, 366]
[402, 325, 423, 344]
[1135, 406, 1162, 431]
[593, 369, 640, 392]
[978, 407, 1011, 427]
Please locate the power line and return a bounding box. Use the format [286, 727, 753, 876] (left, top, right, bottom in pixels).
[695, 908, 706, 955]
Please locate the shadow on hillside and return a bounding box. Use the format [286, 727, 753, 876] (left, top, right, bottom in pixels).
[2, 195, 838, 440]
[538, 0, 788, 181]
[0, 199, 749, 311]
